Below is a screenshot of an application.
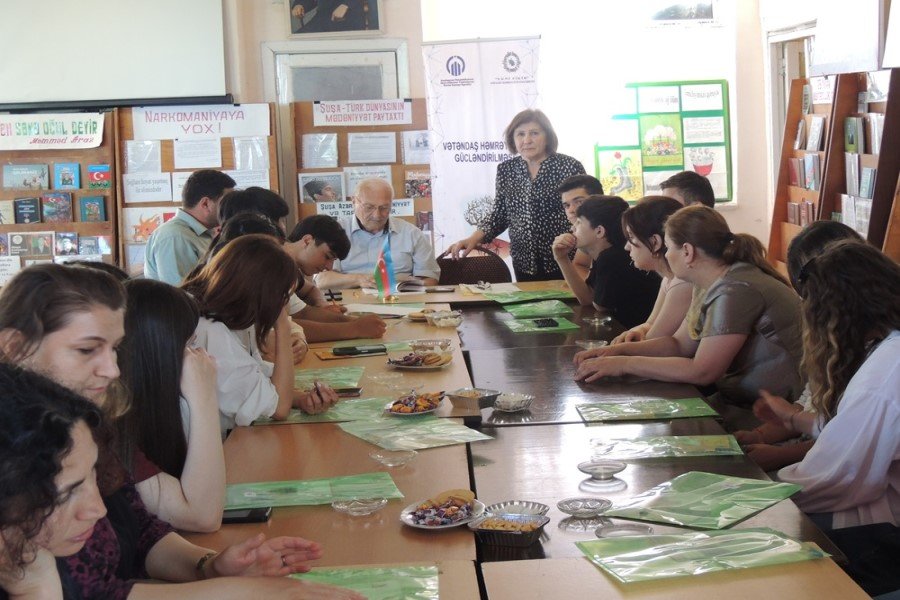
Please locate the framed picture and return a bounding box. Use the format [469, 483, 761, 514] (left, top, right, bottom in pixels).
[288, 0, 383, 37]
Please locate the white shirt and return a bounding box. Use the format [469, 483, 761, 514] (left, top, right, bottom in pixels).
[777, 330, 900, 528]
[193, 317, 279, 436]
[331, 216, 440, 280]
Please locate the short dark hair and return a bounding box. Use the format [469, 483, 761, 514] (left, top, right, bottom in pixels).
[182, 170, 236, 209]
[787, 220, 863, 293]
[621, 196, 684, 256]
[185, 213, 287, 282]
[659, 171, 715, 208]
[217, 187, 290, 224]
[120, 279, 199, 479]
[288, 215, 351, 260]
[66, 261, 131, 282]
[575, 195, 629, 248]
[303, 179, 328, 199]
[0, 364, 102, 571]
[558, 174, 603, 196]
[504, 109, 559, 155]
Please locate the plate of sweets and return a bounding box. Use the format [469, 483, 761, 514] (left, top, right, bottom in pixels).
[387, 351, 453, 370]
[385, 392, 443, 416]
[400, 489, 485, 529]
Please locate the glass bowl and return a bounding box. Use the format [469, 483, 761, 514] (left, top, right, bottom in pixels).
[369, 449, 418, 467]
[577, 460, 627, 480]
[557, 497, 612, 518]
[331, 498, 388, 516]
[492, 393, 535, 413]
[484, 500, 550, 516]
[595, 523, 654, 538]
[425, 310, 463, 327]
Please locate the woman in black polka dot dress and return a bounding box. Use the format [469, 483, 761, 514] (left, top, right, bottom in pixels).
[448, 109, 585, 281]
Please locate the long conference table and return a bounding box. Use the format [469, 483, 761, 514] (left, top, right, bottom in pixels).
[186, 282, 866, 598]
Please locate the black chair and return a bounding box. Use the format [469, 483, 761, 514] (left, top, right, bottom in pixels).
[436, 245, 512, 285]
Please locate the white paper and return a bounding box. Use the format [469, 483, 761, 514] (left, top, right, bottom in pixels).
[302, 133, 338, 169]
[342, 303, 423, 317]
[637, 86, 680, 113]
[132, 104, 270, 141]
[401, 131, 431, 165]
[299, 172, 344, 203]
[683, 146, 727, 199]
[223, 169, 271, 190]
[125, 140, 162, 173]
[123, 173, 173, 203]
[0, 256, 22, 285]
[315, 201, 355, 218]
[680, 84, 724, 111]
[171, 171, 193, 204]
[344, 165, 393, 198]
[125, 243, 147, 277]
[123, 207, 177, 244]
[854, 197, 872, 237]
[173, 138, 222, 169]
[312, 100, 412, 127]
[599, 118, 640, 147]
[841, 195, 858, 231]
[347, 132, 397, 164]
[682, 117, 725, 144]
[233, 137, 269, 171]
[390, 199, 414, 217]
[810, 77, 835, 105]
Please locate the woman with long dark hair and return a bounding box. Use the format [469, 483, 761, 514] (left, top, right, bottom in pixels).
[574, 206, 803, 419]
[119, 279, 224, 533]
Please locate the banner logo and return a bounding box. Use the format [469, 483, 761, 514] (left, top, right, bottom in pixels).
[502, 52, 521, 73]
[446, 56, 466, 76]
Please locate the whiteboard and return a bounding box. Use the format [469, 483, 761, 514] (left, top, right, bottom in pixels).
[0, 0, 225, 106]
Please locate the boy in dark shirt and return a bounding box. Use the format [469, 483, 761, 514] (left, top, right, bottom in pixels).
[551, 195, 660, 328]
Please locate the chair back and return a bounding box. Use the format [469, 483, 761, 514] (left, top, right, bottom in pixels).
[436, 245, 512, 285]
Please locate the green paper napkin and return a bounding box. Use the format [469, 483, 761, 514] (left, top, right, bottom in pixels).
[502, 317, 580, 333]
[339, 416, 492, 450]
[293, 565, 439, 599]
[591, 435, 743, 459]
[577, 397, 717, 422]
[294, 366, 365, 391]
[483, 289, 575, 304]
[503, 299, 574, 318]
[604, 471, 801, 529]
[225, 472, 403, 509]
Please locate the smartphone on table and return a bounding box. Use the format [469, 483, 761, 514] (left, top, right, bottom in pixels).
[332, 344, 387, 356]
[533, 318, 559, 328]
[334, 387, 363, 398]
[222, 506, 273, 524]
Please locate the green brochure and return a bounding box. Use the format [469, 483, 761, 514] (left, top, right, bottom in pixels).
[294, 366, 365, 391]
[503, 299, 574, 318]
[253, 397, 392, 425]
[483, 289, 575, 304]
[339, 416, 492, 450]
[224, 472, 403, 509]
[591, 435, 743, 459]
[576, 397, 717, 422]
[294, 565, 439, 599]
[502, 317, 580, 333]
[604, 471, 802, 529]
[577, 528, 827, 583]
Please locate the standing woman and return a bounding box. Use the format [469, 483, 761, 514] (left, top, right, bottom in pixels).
[448, 109, 586, 281]
[574, 206, 803, 418]
[181, 234, 337, 435]
[611, 196, 693, 344]
[118, 279, 225, 533]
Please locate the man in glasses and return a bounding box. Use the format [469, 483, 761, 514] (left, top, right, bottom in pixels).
[315, 178, 440, 289]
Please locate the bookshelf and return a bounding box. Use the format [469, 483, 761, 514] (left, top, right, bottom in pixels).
[0, 110, 119, 267]
[292, 99, 433, 237]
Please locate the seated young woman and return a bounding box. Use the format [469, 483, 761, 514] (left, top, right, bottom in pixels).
[181, 234, 338, 435]
[119, 279, 225, 533]
[610, 196, 693, 344]
[754, 241, 900, 528]
[0, 272, 360, 599]
[733, 221, 864, 471]
[574, 206, 804, 421]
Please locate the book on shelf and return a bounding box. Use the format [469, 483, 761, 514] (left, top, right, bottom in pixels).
[40, 193, 73, 223]
[803, 153, 820, 191]
[787, 202, 800, 225]
[53, 163, 80, 190]
[54, 232, 78, 256]
[78, 196, 106, 222]
[866, 113, 885, 154]
[859, 167, 877, 199]
[801, 84, 812, 115]
[831, 212, 842, 223]
[857, 92, 869, 114]
[806, 116, 826, 152]
[843, 117, 865, 153]
[78, 235, 112, 255]
[841, 195, 857, 231]
[793, 120, 806, 150]
[799, 201, 814, 227]
[845, 152, 860, 196]
[3, 164, 49, 190]
[0, 200, 13, 225]
[13, 198, 40, 224]
[788, 158, 800, 186]
[9, 233, 30, 256]
[0, 233, 7, 255]
[854, 197, 873, 238]
[29, 233, 53, 256]
[87, 164, 111, 189]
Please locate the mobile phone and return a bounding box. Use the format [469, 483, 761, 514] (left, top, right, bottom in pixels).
[334, 387, 363, 397]
[332, 344, 387, 356]
[425, 286, 455, 293]
[533, 318, 559, 328]
[222, 506, 272, 524]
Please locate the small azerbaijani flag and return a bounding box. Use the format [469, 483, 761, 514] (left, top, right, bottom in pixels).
[374, 233, 396, 298]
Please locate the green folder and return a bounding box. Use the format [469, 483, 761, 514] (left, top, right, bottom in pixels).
[502, 317, 580, 333]
[503, 299, 574, 318]
[294, 366, 365, 391]
[339, 416, 492, 450]
[224, 472, 403, 509]
[483, 289, 575, 304]
[577, 397, 717, 422]
[590, 435, 743, 459]
[253, 397, 392, 425]
[293, 565, 439, 599]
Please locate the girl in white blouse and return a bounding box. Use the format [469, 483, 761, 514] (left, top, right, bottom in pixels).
[182, 235, 337, 436]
